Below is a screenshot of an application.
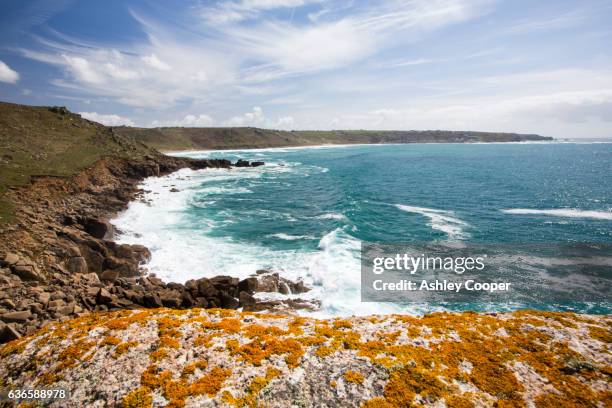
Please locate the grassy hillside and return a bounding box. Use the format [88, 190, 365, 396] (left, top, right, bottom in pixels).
[116, 126, 552, 151]
[0, 102, 156, 223]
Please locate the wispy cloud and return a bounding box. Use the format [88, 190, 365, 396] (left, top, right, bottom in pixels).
[200, 0, 322, 23]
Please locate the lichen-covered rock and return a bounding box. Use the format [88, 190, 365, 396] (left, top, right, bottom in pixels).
[0, 309, 609, 407]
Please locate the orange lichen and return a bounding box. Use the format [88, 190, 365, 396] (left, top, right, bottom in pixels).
[361, 397, 394, 408]
[159, 336, 180, 349]
[1, 308, 609, 408]
[189, 366, 232, 396]
[122, 387, 153, 408]
[101, 336, 122, 346]
[344, 370, 364, 385]
[114, 341, 139, 358]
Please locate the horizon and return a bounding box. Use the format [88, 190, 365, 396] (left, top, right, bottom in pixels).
[0, 1, 611, 138]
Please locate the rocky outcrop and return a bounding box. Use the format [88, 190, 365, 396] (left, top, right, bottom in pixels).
[0, 154, 284, 342]
[234, 159, 265, 167]
[0, 309, 608, 407]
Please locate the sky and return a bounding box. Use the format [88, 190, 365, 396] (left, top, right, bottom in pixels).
[0, 0, 611, 138]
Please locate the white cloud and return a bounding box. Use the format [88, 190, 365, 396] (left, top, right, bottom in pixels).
[0, 60, 20, 83]
[201, 0, 321, 23]
[224, 106, 294, 129]
[141, 53, 171, 71]
[226, 106, 265, 126]
[229, 0, 493, 82]
[61, 54, 104, 84]
[79, 111, 135, 126]
[22, 32, 236, 108]
[152, 114, 215, 127]
[21, 88, 32, 95]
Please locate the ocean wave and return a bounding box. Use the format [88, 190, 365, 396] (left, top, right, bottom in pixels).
[198, 186, 252, 195]
[268, 233, 316, 241]
[502, 208, 612, 221]
[315, 212, 347, 220]
[395, 204, 469, 240]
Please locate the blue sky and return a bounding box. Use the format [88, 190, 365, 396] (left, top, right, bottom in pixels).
[0, 0, 611, 137]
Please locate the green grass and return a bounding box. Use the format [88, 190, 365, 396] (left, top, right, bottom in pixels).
[115, 127, 552, 152]
[0, 102, 155, 224]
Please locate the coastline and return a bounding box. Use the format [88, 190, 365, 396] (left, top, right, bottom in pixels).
[161, 140, 565, 155]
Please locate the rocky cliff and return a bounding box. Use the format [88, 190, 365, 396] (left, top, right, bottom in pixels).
[0, 102, 297, 344]
[0, 309, 609, 407]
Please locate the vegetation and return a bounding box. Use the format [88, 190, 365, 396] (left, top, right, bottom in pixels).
[116, 126, 552, 152]
[0, 102, 156, 224]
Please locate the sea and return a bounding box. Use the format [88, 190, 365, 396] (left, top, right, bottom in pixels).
[113, 142, 612, 316]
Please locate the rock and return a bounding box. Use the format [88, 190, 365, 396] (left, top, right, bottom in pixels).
[96, 288, 113, 304]
[143, 293, 163, 308]
[81, 272, 101, 285]
[219, 293, 240, 309]
[160, 291, 182, 308]
[238, 277, 259, 293]
[47, 299, 65, 309]
[0, 310, 31, 323]
[251, 161, 265, 167]
[57, 303, 76, 316]
[2, 253, 20, 266]
[83, 218, 114, 239]
[278, 281, 290, 295]
[234, 159, 251, 167]
[170, 188, 180, 192]
[11, 261, 45, 282]
[0, 321, 20, 343]
[99, 269, 120, 282]
[0, 299, 15, 309]
[37, 292, 51, 305]
[197, 279, 219, 298]
[239, 291, 256, 306]
[66, 256, 88, 273]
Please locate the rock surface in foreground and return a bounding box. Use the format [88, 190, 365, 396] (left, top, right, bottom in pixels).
[0, 309, 609, 407]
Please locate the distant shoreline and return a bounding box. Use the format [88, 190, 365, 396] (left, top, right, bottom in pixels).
[162, 139, 566, 154]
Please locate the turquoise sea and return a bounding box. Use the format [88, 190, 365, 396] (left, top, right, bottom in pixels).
[114, 142, 612, 316]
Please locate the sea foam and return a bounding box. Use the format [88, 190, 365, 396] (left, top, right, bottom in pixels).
[502, 208, 612, 220]
[395, 205, 469, 240]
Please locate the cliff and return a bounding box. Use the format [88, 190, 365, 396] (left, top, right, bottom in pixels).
[0, 309, 609, 407]
[114, 126, 552, 152]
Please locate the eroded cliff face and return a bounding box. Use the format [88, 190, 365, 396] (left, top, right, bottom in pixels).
[1, 309, 609, 407]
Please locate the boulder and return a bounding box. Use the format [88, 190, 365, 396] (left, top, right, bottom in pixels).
[219, 293, 239, 309]
[0, 310, 31, 323]
[197, 279, 219, 298]
[238, 277, 259, 293]
[0, 321, 20, 343]
[83, 218, 114, 240]
[99, 269, 120, 282]
[11, 261, 45, 282]
[238, 291, 256, 307]
[37, 292, 51, 305]
[2, 253, 20, 267]
[66, 256, 88, 273]
[251, 161, 265, 167]
[96, 288, 114, 304]
[47, 299, 65, 309]
[160, 291, 182, 308]
[234, 159, 250, 167]
[143, 293, 163, 308]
